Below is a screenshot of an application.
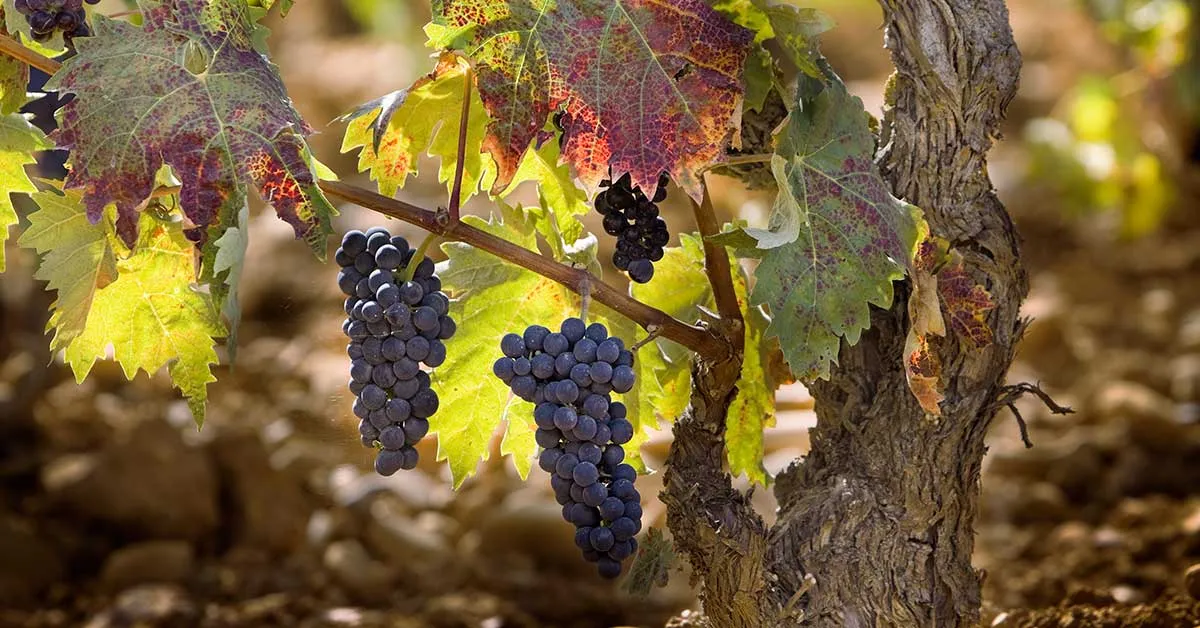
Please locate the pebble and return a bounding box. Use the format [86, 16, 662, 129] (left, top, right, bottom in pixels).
[363, 497, 453, 568]
[85, 584, 196, 627]
[1186, 563, 1200, 601]
[209, 429, 312, 553]
[0, 516, 63, 605]
[99, 541, 194, 591]
[42, 419, 219, 540]
[322, 540, 395, 604]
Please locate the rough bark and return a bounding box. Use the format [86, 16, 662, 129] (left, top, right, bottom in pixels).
[661, 350, 773, 628]
[661, 1, 1024, 627]
[766, 1, 1025, 626]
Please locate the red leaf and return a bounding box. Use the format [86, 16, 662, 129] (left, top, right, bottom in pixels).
[431, 0, 753, 199]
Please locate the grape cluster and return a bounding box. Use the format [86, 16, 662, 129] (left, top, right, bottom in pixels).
[595, 173, 670, 284]
[336, 228, 456, 477]
[493, 319, 642, 578]
[13, 0, 95, 42]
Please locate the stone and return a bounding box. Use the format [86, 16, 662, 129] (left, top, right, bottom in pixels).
[1186, 563, 1200, 601]
[0, 516, 64, 606]
[42, 419, 219, 540]
[209, 428, 312, 553]
[329, 464, 452, 512]
[363, 497, 453, 568]
[86, 584, 196, 627]
[99, 541, 194, 591]
[323, 540, 395, 604]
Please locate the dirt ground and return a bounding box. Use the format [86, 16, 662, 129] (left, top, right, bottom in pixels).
[2, 1, 1200, 626]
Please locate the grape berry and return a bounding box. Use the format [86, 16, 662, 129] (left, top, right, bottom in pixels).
[13, 0, 95, 42]
[494, 318, 642, 578]
[336, 228, 454, 477]
[594, 173, 670, 284]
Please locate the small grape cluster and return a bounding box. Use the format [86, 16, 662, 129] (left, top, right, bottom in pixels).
[336, 228, 456, 477]
[595, 172, 671, 284]
[493, 319, 642, 579]
[13, 0, 94, 42]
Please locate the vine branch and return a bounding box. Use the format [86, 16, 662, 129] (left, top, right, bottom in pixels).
[0, 34, 59, 74]
[321, 182, 726, 358]
[0, 34, 729, 360]
[692, 177, 744, 333]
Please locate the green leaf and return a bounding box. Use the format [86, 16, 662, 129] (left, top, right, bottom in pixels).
[19, 189, 116, 347]
[749, 78, 926, 380]
[621, 527, 675, 596]
[632, 233, 776, 483]
[429, 0, 753, 201]
[433, 201, 648, 484]
[211, 200, 249, 358]
[433, 209, 585, 486]
[725, 263, 774, 484]
[339, 53, 493, 204]
[21, 189, 224, 425]
[710, 0, 774, 112]
[0, 27, 28, 115]
[500, 141, 592, 262]
[0, 114, 48, 272]
[47, 0, 334, 255]
[754, 2, 833, 78]
[711, 0, 832, 111]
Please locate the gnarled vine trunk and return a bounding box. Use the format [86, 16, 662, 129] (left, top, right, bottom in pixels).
[661, 1, 1024, 626]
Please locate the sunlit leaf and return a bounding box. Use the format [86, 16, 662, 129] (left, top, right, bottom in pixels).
[48, 0, 334, 254]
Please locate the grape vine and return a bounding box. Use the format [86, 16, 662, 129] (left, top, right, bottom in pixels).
[0, 0, 977, 596]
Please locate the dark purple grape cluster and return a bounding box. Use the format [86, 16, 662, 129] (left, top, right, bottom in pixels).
[595, 172, 670, 284]
[336, 228, 455, 477]
[493, 318, 642, 579]
[13, 0, 95, 42]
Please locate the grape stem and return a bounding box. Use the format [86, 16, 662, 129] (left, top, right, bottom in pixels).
[578, 272, 592, 322]
[447, 64, 473, 224]
[402, 232, 438, 283]
[0, 36, 732, 361]
[699, 153, 773, 176]
[629, 325, 662, 352]
[692, 177, 745, 337]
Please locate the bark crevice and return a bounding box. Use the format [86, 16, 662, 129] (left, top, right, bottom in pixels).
[660, 1, 1025, 627]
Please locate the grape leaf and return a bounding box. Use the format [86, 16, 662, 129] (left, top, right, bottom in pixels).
[211, 200, 249, 358]
[0, 25, 28, 115]
[711, 0, 832, 112]
[47, 0, 334, 254]
[434, 199, 670, 484]
[500, 141, 591, 262]
[18, 189, 116, 347]
[21, 189, 223, 425]
[751, 1, 833, 77]
[428, 0, 753, 201]
[904, 237, 949, 415]
[748, 77, 925, 380]
[622, 527, 676, 596]
[0, 114, 47, 272]
[938, 252, 995, 349]
[339, 53, 492, 204]
[433, 206, 591, 486]
[631, 233, 777, 484]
